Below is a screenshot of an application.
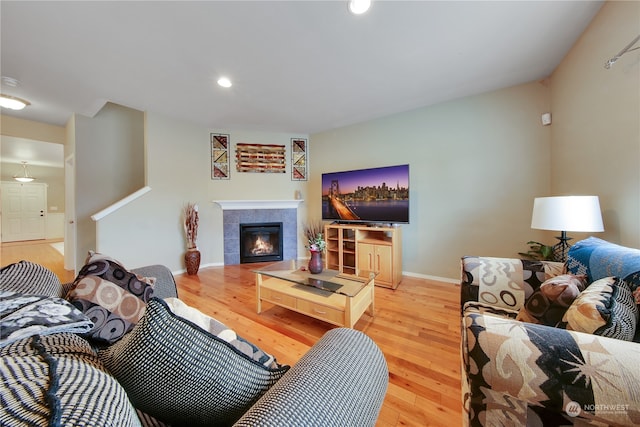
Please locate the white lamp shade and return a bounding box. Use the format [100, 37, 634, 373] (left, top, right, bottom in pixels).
[531, 196, 604, 232]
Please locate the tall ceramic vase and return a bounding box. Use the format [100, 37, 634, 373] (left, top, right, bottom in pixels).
[185, 248, 201, 275]
[308, 250, 323, 274]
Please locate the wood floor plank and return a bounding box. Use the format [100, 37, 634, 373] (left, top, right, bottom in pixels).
[1, 242, 464, 426]
[1, 239, 75, 283]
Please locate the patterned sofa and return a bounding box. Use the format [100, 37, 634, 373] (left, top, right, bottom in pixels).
[1, 259, 388, 427]
[460, 237, 640, 426]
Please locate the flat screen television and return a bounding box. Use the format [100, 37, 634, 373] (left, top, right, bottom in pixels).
[321, 164, 410, 224]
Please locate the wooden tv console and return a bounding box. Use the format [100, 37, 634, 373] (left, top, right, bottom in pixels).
[324, 223, 402, 289]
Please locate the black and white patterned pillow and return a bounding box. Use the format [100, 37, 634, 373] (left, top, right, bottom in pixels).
[0, 261, 63, 297]
[164, 297, 277, 368]
[1, 333, 141, 427]
[99, 298, 289, 426]
[561, 276, 639, 341]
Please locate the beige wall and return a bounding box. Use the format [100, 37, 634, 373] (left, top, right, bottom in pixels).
[0, 115, 66, 144]
[206, 129, 309, 204]
[310, 81, 552, 280]
[74, 103, 145, 267]
[550, 0, 640, 248]
[96, 112, 210, 269]
[97, 112, 310, 271]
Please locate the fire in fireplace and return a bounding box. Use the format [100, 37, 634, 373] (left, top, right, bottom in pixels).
[251, 236, 273, 255]
[239, 222, 283, 263]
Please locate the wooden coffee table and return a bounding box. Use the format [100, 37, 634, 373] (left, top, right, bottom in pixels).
[255, 260, 375, 328]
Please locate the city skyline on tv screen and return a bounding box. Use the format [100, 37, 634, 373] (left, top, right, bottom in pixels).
[321, 164, 409, 224]
[321, 164, 409, 195]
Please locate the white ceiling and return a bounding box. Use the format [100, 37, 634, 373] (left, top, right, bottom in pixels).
[1, 0, 604, 137]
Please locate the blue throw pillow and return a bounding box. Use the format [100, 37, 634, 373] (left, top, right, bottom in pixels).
[566, 237, 640, 284]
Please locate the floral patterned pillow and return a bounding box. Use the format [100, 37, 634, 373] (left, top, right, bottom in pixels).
[0, 291, 93, 347]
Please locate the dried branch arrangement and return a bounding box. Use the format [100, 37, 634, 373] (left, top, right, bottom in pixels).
[304, 221, 326, 252]
[183, 202, 199, 250]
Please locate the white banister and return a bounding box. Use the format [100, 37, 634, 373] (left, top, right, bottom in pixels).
[91, 186, 152, 221]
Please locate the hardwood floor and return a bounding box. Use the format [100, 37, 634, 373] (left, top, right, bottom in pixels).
[1, 239, 75, 283]
[1, 241, 464, 426]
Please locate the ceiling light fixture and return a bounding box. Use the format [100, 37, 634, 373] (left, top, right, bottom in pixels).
[0, 94, 31, 110]
[349, 0, 371, 15]
[13, 161, 36, 183]
[217, 77, 232, 88]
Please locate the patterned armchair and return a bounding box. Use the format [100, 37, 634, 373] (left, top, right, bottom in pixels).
[460, 239, 640, 426]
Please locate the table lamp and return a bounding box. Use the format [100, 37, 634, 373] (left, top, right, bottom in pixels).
[530, 196, 604, 262]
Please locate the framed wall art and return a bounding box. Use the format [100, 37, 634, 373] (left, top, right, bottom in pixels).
[291, 138, 307, 181]
[235, 143, 286, 173]
[211, 133, 230, 180]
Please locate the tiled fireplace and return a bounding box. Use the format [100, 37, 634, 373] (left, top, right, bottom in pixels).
[215, 200, 302, 265]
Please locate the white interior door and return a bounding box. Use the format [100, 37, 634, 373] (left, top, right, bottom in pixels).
[64, 154, 76, 271]
[1, 183, 22, 242]
[1, 182, 47, 242]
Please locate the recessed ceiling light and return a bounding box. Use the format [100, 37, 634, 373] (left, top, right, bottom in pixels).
[217, 77, 232, 88]
[349, 0, 371, 15]
[0, 94, 30, 110]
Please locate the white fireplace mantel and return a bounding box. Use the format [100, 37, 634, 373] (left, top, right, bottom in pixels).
[213, 199, 303, 210]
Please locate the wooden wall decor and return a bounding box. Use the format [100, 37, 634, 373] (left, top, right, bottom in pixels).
[211, 133, 230, 179]
[291, 138, 307, 181]
[235, 143, 286, 173]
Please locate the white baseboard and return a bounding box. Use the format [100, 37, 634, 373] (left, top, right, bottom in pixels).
[402, 271, 459, 284]
[172, 262, 223, 276]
